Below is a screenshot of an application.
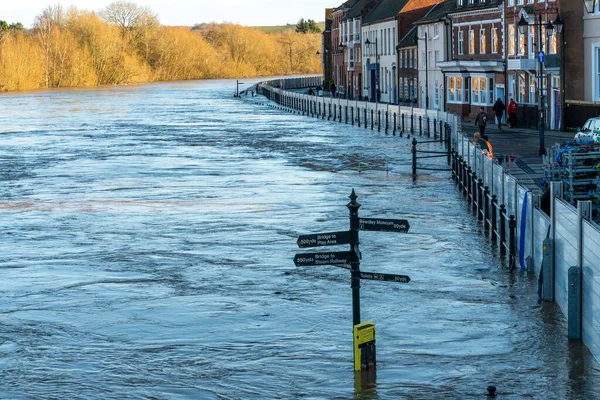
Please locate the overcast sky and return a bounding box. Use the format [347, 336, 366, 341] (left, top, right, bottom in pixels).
[1, 0, 335, 28]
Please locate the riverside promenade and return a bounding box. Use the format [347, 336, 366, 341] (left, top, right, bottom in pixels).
[462, 123, 573, 192]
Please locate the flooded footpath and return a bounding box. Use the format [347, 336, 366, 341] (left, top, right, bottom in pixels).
[1, 79, 599, 399]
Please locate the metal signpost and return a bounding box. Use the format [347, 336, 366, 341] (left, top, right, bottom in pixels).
[293, 189, 412, 372]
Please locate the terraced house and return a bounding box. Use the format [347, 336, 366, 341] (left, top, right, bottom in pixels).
[438, 0, 505, 121]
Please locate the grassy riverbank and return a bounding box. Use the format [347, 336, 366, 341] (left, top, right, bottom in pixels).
[0, 6, 322, 92]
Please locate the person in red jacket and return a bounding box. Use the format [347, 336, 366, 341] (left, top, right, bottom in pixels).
[507, 98, 518, 128]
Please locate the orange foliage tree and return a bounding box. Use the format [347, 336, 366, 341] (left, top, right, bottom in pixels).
[0, 2, 323, 92]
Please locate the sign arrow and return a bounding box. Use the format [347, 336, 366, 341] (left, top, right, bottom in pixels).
[297, 231, 352, 248]
[359, 218, 410, 233]
[359, 271, 411, 283]
[294, 251, 358, 267]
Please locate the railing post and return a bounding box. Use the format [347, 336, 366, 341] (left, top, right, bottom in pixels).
[371, 110, 374, 130]
[478, 179, 484, 220]
[339, 105, 342, 122]
[433, 118, 437, 139]
[352, 107, 355, 126]
[471, 173, 478, 211]
[401, 113, 405, 136]
[463, 162, 469, 197]
[484, 187, 490, 231]
[365, 108, 368, 130]
[378, 110, 381, 132]
[491, 195, 498, 242]
[412, 138, 417, 177]
[385, 111, 389, 134]
[393, 112, 397, 135]
[345, 106, 348, 124]
[500, 205, 507, 255]
[411, 113, 414, 134]
[509, 215, 517, 271]
[419, 115, 423, 136]
[466, 167, 472, 200]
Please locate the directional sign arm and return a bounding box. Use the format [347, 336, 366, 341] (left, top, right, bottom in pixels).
[359, 218, 410, 233]
[359, 271, 411, 283]
[294, 251, 358, 267]
[297, 231, 352, 248]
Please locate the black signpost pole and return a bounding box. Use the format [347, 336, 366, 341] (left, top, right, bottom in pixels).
[347, 189, 361, 327]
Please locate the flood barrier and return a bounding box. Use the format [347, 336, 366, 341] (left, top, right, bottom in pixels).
[249, 76, 600, 364]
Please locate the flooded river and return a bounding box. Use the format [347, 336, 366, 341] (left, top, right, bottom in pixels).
[1, 79, 599, 399]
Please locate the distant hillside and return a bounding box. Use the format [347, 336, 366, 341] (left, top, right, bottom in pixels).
[252, 23, 325, 34]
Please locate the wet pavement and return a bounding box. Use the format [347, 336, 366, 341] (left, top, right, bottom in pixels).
[1, 79, 599, 399]
[462, 123, 573, 191]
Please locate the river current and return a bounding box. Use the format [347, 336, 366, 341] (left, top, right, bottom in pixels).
[1, 79, 599, 399]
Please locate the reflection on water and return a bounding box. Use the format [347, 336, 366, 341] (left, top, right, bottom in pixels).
[1, 79, 599, 399]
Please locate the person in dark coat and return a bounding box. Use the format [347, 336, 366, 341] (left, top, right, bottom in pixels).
[475, 107, 488, 136]
[331, 83, 336, 98]
[492, 98, 506, 130]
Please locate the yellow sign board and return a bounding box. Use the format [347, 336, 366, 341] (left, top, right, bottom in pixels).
[354, 321, 376, 371]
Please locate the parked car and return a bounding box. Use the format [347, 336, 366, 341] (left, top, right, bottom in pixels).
[574, 117, 600, 144]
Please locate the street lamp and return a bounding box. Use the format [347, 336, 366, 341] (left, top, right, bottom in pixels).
[518, 14, 560, 155]
[583, 0, 598, 14]
[364, 37, 379, 102]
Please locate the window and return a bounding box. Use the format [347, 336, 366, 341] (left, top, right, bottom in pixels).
[529, 76, 536, 105]
[595, 46, 600, 101]
[508, 0, 514, 5]
[480, 28, 486, 54]
[492, 27, 498, 54]
[435, 50, 440, 64]
[434, 80, 439, 109]
[528, 26, 535, 59]
[458, 30, 464, 55]
[518, 73, 526, 104]
[518, 28, 525, 55]
[471, 77, 492, 105]
[548, 32, 557, 54]
[469, 29, 475, 54]
[517, 0, 524, 4]
[434, 24, 439, 38]
[422, 51, 426, 68]
[508, 25, 515, 56]
[447, 76, 464, 103]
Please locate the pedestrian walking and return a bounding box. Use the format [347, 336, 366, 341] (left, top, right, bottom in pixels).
[507, 98, 518, 128]
[493, 98, 505, 130]
[331, 83, 336, 98]
[475, 107, 488, 136]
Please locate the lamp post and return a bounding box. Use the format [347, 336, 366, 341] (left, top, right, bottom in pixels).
[554, 14, 565, 131]
[518, 13, 562, 155]
[340, 42, 347, 98]
[365, 37, 379, 103]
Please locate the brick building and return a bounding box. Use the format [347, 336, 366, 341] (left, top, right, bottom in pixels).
[438, 0, 505, 121]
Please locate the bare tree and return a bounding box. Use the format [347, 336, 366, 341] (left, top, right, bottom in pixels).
[101, 1, 158, 39]
[34, 5, 66, 87]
